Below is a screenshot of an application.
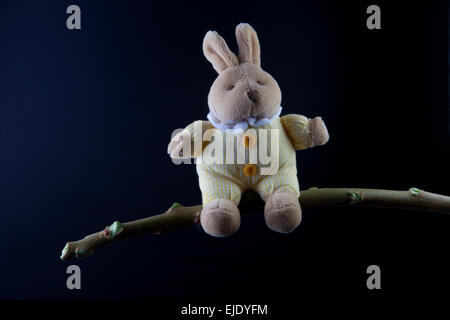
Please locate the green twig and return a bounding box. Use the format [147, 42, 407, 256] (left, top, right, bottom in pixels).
[60, 187, 450, 261]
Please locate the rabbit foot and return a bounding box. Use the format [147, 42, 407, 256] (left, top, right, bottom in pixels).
[264, 191, 302, 233]
[200, 199, 241, 237]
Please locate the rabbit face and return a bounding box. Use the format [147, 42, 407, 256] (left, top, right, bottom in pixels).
[208, 62, 281, 124]
[203, 23, 281, 126]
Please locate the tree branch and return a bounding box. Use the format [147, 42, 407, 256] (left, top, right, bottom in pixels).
[60, 187, 450, 261]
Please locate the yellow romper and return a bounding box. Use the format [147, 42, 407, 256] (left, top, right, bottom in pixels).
[183, 114, 313, 206]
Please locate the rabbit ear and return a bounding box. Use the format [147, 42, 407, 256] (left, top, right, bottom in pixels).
[235, 23, 261, 66]
[203, 31, 239, 73]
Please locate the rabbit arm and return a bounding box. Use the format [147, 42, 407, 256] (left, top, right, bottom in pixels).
[168, 121, 214, 159]
[280, 114, 329, 150]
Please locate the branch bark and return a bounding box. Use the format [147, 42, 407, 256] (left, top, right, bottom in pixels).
[60, 187, 450, 261]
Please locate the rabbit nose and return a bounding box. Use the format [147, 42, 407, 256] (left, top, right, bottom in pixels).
[247, 90, 259, 103]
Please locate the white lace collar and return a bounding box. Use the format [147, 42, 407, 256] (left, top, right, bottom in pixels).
[207, 106, 282, 134]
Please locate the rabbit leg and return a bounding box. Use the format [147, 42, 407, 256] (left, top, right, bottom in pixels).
[201, 199, 241, 237]
[264, 190, 302, 234]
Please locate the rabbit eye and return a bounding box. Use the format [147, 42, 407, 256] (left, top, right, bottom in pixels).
[226, 84, 235, 91]
[257, 80, 265, 85]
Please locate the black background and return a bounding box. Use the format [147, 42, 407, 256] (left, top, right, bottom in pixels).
[0, 0, 449, 313]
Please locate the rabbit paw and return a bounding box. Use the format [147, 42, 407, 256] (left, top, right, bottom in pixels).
[167, 131, 190, 159]
[200, 199, 241, 237]
[264, 190, 302, 233]
[309, 117, 329, 147]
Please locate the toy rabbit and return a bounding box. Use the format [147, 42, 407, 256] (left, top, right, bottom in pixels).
[168, 23, 329, 237]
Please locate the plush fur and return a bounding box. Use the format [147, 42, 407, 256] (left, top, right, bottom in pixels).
[204, 24, 281, 125]
[168, 23, 329, 237]
[235, 23, 261, 66]
[201, 199, 241, 237]
[309, 117, 329, 147]
[264, 190, 302, 233]
[203, 31, 239, 73]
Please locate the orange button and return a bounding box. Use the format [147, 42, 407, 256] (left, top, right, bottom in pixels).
[242, 132, 256, 148]
[243, 164, 258, 177]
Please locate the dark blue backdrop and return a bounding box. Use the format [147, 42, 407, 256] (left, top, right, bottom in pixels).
[0, 0, 449, 307]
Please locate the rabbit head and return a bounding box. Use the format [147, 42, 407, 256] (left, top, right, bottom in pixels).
[203, 23, 281, 128]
